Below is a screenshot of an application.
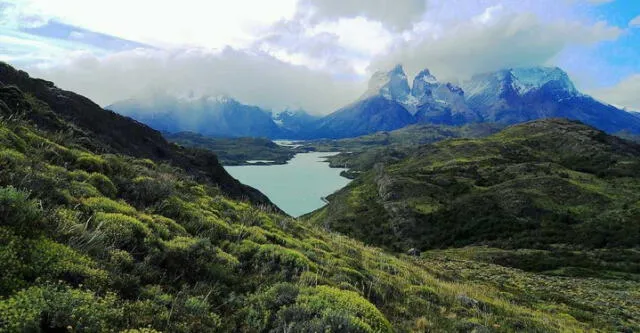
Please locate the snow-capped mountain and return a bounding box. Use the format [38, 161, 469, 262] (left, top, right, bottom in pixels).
[461, 67, 640, 133]
[319, 64, 640, 137]
[109, 65, 640, 140]
[108, 93, 288, 138]
[272, 109, 320, 134]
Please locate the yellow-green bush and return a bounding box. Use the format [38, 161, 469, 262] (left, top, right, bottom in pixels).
[0, 149, 25, 169]
[0, 186, 43, 236]
[75, 153, 107, 173]
[93, 213, 151, 251]
[69, 181, 102, 199]
[255, 244, 317, 275]
[0, 285, 124, 332]
[82, 197, 136, 215]
[243, 283, 392, 333]
[88, 173, 118, 198]
[0, 127, 26, 152]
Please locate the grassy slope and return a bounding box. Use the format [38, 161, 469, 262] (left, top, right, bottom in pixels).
[164, 132, 300, 165]
[0, 80, 638, 331]
[304, 123, 503, 178]
[307, 118, 640, 251]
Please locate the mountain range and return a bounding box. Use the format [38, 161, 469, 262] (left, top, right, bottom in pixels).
[109, 65, 640, 139]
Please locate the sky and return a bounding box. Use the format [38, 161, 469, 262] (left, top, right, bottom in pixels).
[0, 0, 639, 114]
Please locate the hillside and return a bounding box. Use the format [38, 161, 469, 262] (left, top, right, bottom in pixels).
[305, 123, 503, 178]
[1, 66, 639, 332]
[108, 94, 288, 138]
[306, 119, 640, 251]
[0, 63, 272, 207]
[164, 132, 301, 165]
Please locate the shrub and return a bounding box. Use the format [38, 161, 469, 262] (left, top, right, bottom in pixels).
[244, 284, 392, 333]
[0, 285, 124, 332]
[151, 237, 237, 283]
[69, 181, 102, 199]
[0, 127, 27, 152]
[82, 197, 136, 215]
[75, 153, 107, 173]
[93, 213, 151, 251]
[30, 239, 109, 289]
[125, 176, 174, 207]
[87, 173, 118, 198]
[0, 227, 29, 295]
[0, 149, 25, 169]
[255, 244, 317, 277]
[0, 186, 43, 236]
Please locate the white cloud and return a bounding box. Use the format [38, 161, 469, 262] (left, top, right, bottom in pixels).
[590, 74, 640, 111]
[1, 0, 627, 115]
[372, 13, 621, 82]
[630, 15, 640, 27]
[299, 0, 427, 30]
[2, 0, 299, 48]
[26, 48, 365, 114]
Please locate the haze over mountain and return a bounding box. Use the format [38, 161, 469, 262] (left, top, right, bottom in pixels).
[109, 65, 640, 139]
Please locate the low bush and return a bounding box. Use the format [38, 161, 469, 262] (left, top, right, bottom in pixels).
[0, 186, 43, 236]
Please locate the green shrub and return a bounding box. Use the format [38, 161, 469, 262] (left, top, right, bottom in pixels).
[87, 173, 118, 198]
[244, 284, 392, 333]
[0, 127, 27, 152]
[30, 238, 109, 289]
[0, 149, 25, 169]
[125, 176, 173, 207]
[69, 181, 102, 199]
[93, 213, 151, 251]
[151, 237, 237, 283]
[0, 186, 43, 236]
[0, 285, 124, 332]
[255, 244, 317, 277]
[0, 227, 28, 295]
[82, 197, 136, 215]
[75, 153, 107, 173]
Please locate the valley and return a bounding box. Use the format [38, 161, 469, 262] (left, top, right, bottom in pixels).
[1, 62, 639, 332]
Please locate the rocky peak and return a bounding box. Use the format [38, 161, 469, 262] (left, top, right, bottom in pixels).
[362, 64, 411, 102]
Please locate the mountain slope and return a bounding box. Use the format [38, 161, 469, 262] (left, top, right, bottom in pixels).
[165, 132, 299, 165]
[109, 94, 288, 138]
[306, 118, 640, 251]
[312, 95, 416, 139]
[316, 65, 640, 139]
[0, 62, 273, 207]
[463, 67, 640, 133]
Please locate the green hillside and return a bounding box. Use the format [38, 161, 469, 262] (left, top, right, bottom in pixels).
[164, 132, 300, 165]
[307, 119, 640, 251]
[304, 123, 502, 178]
[0, 64, 638, 332]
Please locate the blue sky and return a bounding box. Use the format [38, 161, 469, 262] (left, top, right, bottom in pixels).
[0, 0, 639, 113]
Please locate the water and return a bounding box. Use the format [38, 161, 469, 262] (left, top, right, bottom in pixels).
[224, 152, 351, 217]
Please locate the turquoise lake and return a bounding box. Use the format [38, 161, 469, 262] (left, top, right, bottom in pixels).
[224, 152, 351, 217]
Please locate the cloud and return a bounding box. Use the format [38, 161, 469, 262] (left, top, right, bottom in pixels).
[590, 74, 640, 111]
[26, 47, 365, 114]
[299, 0, 427, 30]
[1, 0, 299, 48]
[258, 16, 396, 75]
[371, 13, 621, 82]
[630, 15, 640, 27]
